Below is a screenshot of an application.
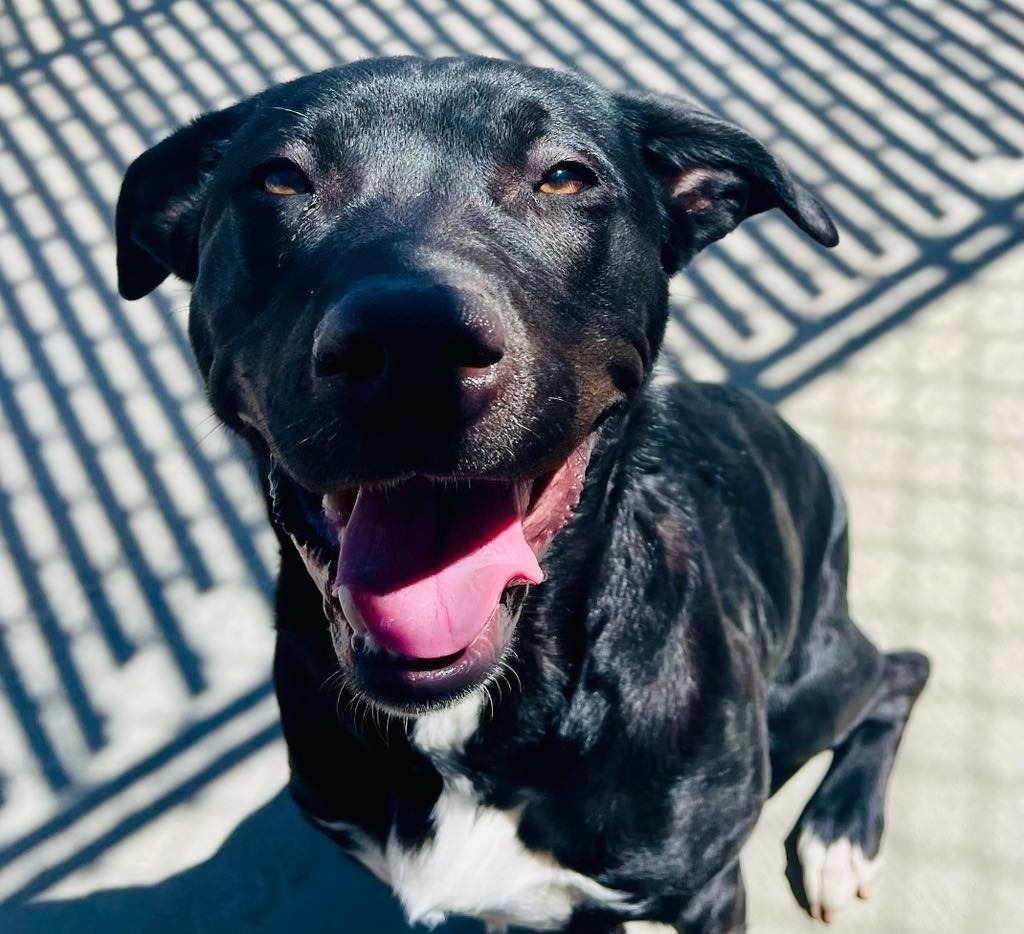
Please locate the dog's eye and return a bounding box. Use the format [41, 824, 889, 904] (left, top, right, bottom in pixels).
[537, 162, 596, 196]
[252, 160, 311, 196]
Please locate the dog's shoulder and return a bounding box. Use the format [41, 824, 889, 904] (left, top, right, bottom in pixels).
[591, 380, 842, 680]
[638, 381, 810, 477]
[632, 380, 837, 550]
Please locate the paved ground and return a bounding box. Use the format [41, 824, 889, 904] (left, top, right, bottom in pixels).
[1, 1, 1022, 931]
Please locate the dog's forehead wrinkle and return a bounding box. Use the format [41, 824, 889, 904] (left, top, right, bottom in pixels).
[275, 66, 619, 173]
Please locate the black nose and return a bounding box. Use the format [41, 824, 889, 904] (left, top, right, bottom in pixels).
[312, 278, 507, 414]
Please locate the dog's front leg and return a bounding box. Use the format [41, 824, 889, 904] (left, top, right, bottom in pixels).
[668, 863, 746, 934]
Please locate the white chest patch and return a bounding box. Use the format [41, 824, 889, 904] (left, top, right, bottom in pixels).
[412, 692, 486, 757]
[388, 774, 639, 930]
[318, 693, 640, 930]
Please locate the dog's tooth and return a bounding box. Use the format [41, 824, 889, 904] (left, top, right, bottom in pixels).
[350, 631, 368, 654]
[334, 584, 369, 635]
[515, 480, 532, 515]
[322, 492, 346, 520]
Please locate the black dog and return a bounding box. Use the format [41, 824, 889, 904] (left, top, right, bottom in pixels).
[115, 57, 928, 933]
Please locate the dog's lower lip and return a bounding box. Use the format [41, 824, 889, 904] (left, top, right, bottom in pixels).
[350, 634, 466, 672]
[355, 648, 468, 678]
[349, 627, 493, 702]
[395, 649, 466, 671]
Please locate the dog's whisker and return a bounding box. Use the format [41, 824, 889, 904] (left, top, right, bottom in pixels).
[320, 669, 344, 693]
[505, 662, 523, 695]
[483, 681, 496, 721]
[181, 420, 228, 464]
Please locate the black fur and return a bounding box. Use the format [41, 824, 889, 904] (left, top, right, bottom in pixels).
[115, 57, 926, 932]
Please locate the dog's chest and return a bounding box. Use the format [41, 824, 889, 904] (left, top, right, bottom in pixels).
[386, 775, 633, 929]
[324, 697, 636, 929]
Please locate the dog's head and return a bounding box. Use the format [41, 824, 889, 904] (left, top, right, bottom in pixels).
[116, 57, 836, 712]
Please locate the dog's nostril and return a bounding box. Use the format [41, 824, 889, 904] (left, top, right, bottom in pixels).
[313, 280, 509, 398]
[441, 332, 506, 371]
[315, 333, 387, 380]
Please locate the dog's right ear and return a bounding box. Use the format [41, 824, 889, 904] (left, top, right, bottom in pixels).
[617, 91, 838, 273]
[115, 103, 248, 300]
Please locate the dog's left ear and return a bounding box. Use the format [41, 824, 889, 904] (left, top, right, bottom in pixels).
[115, 102, 249, 300]
[618, 91, 838, 271]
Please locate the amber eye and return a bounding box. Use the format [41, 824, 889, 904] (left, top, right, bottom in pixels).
[536, 162, 596, 195]
[252, 159, 311, 196]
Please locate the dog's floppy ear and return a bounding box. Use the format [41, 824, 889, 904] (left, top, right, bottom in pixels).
[618, 91, 838, 271]
[115, 103, 248, 300]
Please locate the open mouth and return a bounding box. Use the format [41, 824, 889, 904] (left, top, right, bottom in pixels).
[268, 437, 595, 710]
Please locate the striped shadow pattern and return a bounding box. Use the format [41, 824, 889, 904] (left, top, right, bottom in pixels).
[0, 0, 1021, 904]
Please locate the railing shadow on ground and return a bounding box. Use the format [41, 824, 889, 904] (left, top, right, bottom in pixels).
[0, 789, 478, 933]
[0, 0, 1021, 926]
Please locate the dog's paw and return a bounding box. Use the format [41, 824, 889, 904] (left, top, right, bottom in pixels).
[796, 830, 878, 924]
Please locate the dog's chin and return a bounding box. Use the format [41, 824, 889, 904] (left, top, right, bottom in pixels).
[268, 436, 595, 713]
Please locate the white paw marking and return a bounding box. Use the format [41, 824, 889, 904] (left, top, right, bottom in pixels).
[623, 923, 678, 932]
[797, 830, 879, 924]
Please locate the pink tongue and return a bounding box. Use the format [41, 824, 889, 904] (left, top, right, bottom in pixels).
[335, 481, 542, 659]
